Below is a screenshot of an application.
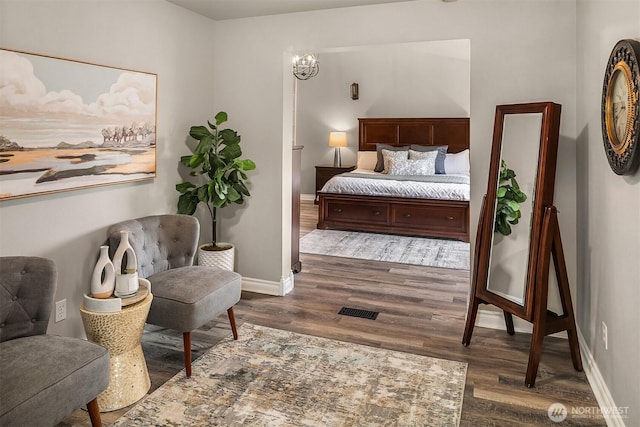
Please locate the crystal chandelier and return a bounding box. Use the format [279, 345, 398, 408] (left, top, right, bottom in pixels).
[292, 53, 319, 80]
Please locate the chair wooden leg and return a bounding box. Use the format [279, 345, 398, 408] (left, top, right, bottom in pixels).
[183, 331, 192, 377]
[87, 397, 102, 427]
[228, 307, 238, 340]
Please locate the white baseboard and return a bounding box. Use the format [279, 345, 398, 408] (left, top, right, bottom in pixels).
[241, 277, 280, 295]
[301, 193, 315, 202]
[577, 330, 627, 427]
[477, 309, 625, 426]
[241, 273, 294, 296]
[281, 271, 294, 295]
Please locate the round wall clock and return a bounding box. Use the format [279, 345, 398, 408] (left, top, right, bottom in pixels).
[601, 39, 640, 175]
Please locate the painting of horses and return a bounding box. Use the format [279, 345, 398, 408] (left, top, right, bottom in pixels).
[0, 48, 157, 200]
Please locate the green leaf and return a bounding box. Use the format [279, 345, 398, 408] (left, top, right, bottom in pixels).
[514, 194, 527, 203]
[506, 199, 520, 211]
[219, 128, 240, 145]
[506, 213, 518, 222]
[228, 170, 239, 183]
[235, 181, 251, 197]
[194, 135, 213, 154]
[227, 186, 241, 202]
[220, 143, 242, 161]
[214, 183, 225, 200]
[175, 182, 195, 193]
[503, 169, 516, 180]
[506, 208, 522, 222]
[177, 193, 199, 215]
[210, 156, 226, 171]
[196, 185, 209, 202]
[511, 176, 520, 190]
[215, 111, 228, 126]
[497, 186, 507, 198]
[498, 221, 512, 236]
[188, 154, 204, 169]
[189, 126, 212, 140]
[212, 197, 226, 208]
[238, 159, 256, 170]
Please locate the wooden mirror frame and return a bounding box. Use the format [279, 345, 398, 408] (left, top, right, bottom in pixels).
[463, 102, 582, 388]
[474, 102, 561, 321]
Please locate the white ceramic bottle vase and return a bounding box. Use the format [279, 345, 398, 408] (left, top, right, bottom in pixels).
[113, 230, 139, 297]
[91, 245, 115, 299]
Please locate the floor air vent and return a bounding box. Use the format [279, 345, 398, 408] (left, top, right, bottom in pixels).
[338, 307, 379, 320]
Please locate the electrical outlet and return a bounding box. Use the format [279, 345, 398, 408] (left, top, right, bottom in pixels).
[602, 321, 608, 350]
[55, 299, 66, 322]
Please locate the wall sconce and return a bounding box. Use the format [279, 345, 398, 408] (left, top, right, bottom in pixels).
[350, 83, 359, 100]
[292, 53, 319, 80]
[329, 132, 347, 167]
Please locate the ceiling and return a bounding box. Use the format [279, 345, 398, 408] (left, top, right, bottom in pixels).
[166, 0, 418, 21]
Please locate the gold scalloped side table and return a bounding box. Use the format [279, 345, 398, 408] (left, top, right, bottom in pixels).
[80, 291, 153, 412]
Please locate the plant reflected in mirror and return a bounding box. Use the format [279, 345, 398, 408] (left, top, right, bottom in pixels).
[494, 160, 527, 236]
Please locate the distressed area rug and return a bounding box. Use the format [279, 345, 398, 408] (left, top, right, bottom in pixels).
[113, 323, 467, 426]
[300, 229, 470, 270]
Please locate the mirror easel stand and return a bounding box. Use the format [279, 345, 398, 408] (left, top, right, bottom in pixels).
[462, 198, 583, 387]
[526, 205, 583, 386]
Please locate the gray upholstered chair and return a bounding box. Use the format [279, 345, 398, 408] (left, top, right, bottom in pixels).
[107, 214, 241, 377]
[0, 256, 109, 427]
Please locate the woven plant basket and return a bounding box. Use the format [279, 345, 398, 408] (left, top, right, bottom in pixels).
[197, 243, 235, 271]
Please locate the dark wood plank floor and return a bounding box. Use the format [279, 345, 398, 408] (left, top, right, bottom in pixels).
[62, 200, 604, 426]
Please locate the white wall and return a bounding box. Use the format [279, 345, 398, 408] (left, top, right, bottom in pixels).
[211, 0, 578, 320]
[576, 1, 640, 424]
[0, 0, 217, 337]
[296, 40, 471, 196]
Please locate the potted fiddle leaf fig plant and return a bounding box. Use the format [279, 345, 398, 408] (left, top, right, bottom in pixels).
[494, 160, 527, 236]
[176, 111, 256, 270]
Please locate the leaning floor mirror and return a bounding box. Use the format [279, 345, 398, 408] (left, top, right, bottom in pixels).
[462, 102, 582, 387]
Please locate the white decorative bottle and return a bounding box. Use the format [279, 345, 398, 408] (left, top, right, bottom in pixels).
[91, 245, 115, 298]
[113, 230, 139, 297]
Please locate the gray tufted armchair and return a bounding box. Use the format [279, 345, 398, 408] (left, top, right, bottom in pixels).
[0, 256, 109, 426]
[107, 214, 242, 377]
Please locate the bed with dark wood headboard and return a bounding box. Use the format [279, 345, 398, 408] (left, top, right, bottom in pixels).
[317, 117, 470, 242]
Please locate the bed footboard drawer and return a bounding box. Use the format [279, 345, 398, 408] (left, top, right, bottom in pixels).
[392, 204, 468, 235]
[317, 193, 469, 241]
[324, 200, 390, 225]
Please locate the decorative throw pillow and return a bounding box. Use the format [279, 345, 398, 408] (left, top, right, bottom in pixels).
[387, 153, 437, 176]
[409, 145, 448, 174]
[381, 149, 409, 174]
[444, 149, 470, 175]
[356, 151, 378, 171]
[374, 144, 409, 172]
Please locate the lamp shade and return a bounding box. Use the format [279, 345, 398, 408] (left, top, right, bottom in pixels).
[329, 132, 347, 147]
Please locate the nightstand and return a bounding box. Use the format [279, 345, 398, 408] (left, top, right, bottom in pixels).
[315, 165, 355, 204]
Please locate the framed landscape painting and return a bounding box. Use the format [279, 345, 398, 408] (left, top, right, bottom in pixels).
[0, 48, 157, 200]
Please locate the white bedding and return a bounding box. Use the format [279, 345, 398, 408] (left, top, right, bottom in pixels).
[321, 169, 470, 201]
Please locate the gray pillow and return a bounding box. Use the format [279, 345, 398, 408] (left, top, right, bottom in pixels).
[409, 145, 448, 174]
[374, 144, 410, 172]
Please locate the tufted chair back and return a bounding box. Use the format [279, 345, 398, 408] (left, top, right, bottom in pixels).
[107, 214, 199, 279]
[0, 256, 57, 343]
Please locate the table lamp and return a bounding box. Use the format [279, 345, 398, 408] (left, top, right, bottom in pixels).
[329, 132, 347, 167]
